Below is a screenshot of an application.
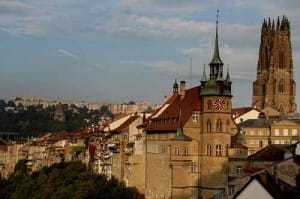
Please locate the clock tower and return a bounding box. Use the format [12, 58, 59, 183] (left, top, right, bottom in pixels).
[199, 11, 232, 196]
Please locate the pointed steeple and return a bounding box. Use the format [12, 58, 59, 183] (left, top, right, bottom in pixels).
[226, 65, 231, 82]
[276, 16, 280, 31]
[271, 19, 275, 31]
[210, 10, 223, 65]
[172, 107, 192, 141]
[216, 69, 222, 81]
[173, 78, 179, 93]
[201, 64, 207, 82]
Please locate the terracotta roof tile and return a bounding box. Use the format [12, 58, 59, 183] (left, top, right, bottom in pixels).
[146, 86, 201, 131]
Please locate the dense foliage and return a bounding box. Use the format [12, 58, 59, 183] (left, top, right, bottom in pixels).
[0, 161, 143, 199]
[0, 100, 106, 136]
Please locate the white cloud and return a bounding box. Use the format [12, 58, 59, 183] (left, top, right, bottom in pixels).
[58, 49, 77, 59]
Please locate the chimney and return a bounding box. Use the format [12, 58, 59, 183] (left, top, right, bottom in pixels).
[180, 81, 186, 100]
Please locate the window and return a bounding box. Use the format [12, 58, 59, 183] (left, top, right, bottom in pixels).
[250, 130, 254, 136]
[258, 130, 263, 136]
[216, 144, 222, 156]
[236, 166, 242, 175]
[192, 113, 199, 123]
[275, 129, 280, 136]
[216, 119, 222, 132]
[259, 140, 264, 148]
[207, 145, 212, 156]
[208, 100, 212, 110]
[236, 149, 242, 154]
[278, 79, 284, 93]
[285, 140, 290, 144]
[229, 185, 235, 196]
[174, 147, 180, 156]
[190, 162, 197, 173]
[161, 145, 166, 153]
[280, 140, 285, 144]
[207, 119, 212, 132]
[240, 118, 243, 122]
[183, 146, 189, 156]
[274, 140, 280, 144]
[279, 49, 284, 69]
[292, 129, 298, 136]
[283, 129, 289, 136]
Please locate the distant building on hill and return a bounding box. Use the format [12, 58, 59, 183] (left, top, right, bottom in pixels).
[54, 103, 65, 122]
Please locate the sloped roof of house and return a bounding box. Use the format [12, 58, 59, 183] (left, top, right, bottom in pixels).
[238, 119, 275, 128]
[230, 133, 248, 149]
[248, 144, 293, 161]
[145, 86, 201, 132]
[232, 107, 255, 118]
[234, 171, 296, 199]
[112, 115, 140, 133]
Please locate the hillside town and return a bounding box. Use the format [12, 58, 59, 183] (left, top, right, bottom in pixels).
[1, 15, 300, 199]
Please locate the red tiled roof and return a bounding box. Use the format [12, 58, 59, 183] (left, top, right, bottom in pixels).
[146, 86, 201, 131]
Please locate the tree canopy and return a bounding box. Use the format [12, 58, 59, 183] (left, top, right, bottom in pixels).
[0, 161, 144, 199]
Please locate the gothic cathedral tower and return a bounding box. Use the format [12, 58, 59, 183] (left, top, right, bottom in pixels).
[252, 16, 296, 114]
[199, 12, 232, 197]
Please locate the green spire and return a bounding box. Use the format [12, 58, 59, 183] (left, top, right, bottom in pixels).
[201, 64, 207, 82]
[210, 10, 223, 65]
[172, 107, 192, 141]
[226, 64, 231, 82]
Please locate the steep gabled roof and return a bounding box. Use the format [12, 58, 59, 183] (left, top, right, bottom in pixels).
[145, 86, 201, 131]
[238, 119, 275, 128]
[248, 144, 292, 161]
[113, 115, 140, 133]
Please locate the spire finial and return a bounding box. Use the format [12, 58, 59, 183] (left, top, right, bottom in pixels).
[226, 64, 231, 82]
[210, 10, 223, 65]
[201, 64, 207, 82]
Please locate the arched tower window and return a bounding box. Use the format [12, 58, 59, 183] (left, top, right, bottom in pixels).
[216, 119, 222, 132]
[216, 144, 222, 156]
[207, 119, 212, 132]
[279, 49, 284, 69]
[278, 79, 284, 93]
[206, 144, 212, 156]
[207, 100, 212, 110]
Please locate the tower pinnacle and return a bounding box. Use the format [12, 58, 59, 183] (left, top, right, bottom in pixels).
[210, 10, 223, 65]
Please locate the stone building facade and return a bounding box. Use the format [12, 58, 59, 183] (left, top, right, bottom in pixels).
[144, 18, 235, 199]
[252, 16, 296, 114]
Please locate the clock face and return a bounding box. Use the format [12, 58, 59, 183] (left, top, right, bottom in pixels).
[214, 98, 226, 111]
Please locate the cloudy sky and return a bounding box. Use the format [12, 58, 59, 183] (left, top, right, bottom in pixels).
[0, 0, 299, 108]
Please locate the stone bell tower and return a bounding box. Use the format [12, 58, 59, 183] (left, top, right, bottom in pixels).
[252, 16, 296, 114]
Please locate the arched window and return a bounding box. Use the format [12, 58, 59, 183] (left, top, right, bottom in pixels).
[226, 144, 229, 156]
[279, 49, 284, 69]
[278, 79, 284, 93]
[216, 144, 222, 156]
[206, 144, 212, 156]
[207, 119, 212, 132]
[216, 119, 222, 132]
[207, 100, 212, 110]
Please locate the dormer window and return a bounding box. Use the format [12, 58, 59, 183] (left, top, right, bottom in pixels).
[192, 113, 199, 123]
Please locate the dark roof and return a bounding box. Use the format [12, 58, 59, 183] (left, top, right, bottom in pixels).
[234, 171, 297, 199]
[113, 115, 140, 133]
[238, 119, 275, 128]
[146, 86, 201, 131]
[248, 144, 293, 161]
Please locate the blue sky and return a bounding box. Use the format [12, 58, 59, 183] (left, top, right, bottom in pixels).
[0, 0, 299, 108]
